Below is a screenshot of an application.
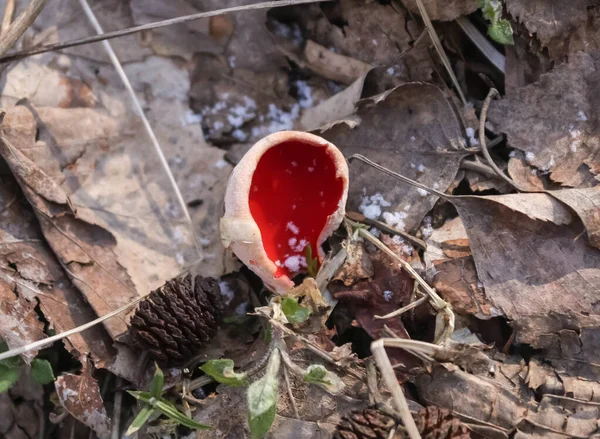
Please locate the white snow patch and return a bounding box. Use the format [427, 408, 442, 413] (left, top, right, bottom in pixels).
[215, 159, 228, 169]
[382, 211, 407, 231]
[525, 151, 535, 163]
[383, 290, 393, 302]
[417, 188, 428, 197]
[392, 235, 404, 245]
[288, 237, 308, 252]
[228, 55, 236, 68]
[219, 281, 235, 304]
[359, 193, 391, 220]
[283, 255, 307, 272]
[232, 129, 248, 142]
[577, 111, 588, 121]
[410, 136, 416, 142]
[509, 150, 517, 158]
[296, 80, 313, 108]
[183, 110, 203, 125]
[421, 216, 434, 238]
[417, 164, 426, 172]
[286, 221, 299, 235]
[213, 120, 224, 131]
[466, 127, 479, 146]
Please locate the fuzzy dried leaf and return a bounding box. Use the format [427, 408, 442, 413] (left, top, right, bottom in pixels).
[320, 83, 465, 233]
[488, 52, 600, 187]
[55, 369, 111, 438]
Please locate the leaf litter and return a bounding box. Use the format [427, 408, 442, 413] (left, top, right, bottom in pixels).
[2, 0, 600, 438]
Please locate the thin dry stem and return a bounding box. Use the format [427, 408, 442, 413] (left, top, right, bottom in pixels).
[111, 378, 123, 439]
[283, 364, 300, 419]
[1, 0, 15, 35]
[413, 0, 466, 105]
[346, 218, 454, 342]
[375, 295, 428, 320]
[0, 0, 47, 56]
[78, 0, 202, 259]
[478, 88, 521, 191]
[0, 0, 329, 63]
[371, 339, 421, 439]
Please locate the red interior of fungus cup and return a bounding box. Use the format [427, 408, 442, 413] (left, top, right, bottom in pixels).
[248, 140, 344, 279]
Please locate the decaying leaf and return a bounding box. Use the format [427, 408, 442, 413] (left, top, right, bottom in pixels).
[320, 83, 466, 233]
[450, 194, 600, 342]
[424, 217, 501, 319]
[130, 0, 223, 60]
[303, 40, 372, 85]
[55, 366, 111, 438]
[488, 52, 600, 187]
[548, 186, 600, 249]
[333, 238, 374, 286]
[0, 178, 114, 364]
[506, 0, 588, 59]
[402, 0, 479, 21]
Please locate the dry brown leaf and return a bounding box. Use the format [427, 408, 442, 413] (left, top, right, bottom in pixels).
[507, 156, 548, 191]
[55, 365, 111, 438]
[506, 0, 588, 59]
[130, 0, 223, 60]
[304, 40, 372, 85]
[333, 239, 374, 286]
[0, 177, 114, 365]
[319, 83, 466, 233]
[548, 186, 600, 249]
[424, 217, 501, 320]
[488, 52, 600, 187]
[402, 0, 479, 21]
[451, 195, 600, 333]
[33, 0, 152, 63]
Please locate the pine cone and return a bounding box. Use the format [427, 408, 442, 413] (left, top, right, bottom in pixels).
[129, 274, 225, 366]
[334, 406, 470, 439]
[415, 407, 470, 439]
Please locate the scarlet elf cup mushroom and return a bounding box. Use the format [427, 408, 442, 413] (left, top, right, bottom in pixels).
[220, 131, 349, 294]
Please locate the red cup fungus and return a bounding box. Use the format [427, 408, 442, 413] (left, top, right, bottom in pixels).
[220, 131, 349, 294]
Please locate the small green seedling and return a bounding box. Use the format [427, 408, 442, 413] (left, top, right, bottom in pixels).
[0, 342, 55, 393]
[479, 0, 514, 45]
[126, 364, 210, 436]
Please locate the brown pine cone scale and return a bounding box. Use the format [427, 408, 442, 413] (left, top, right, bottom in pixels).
[130, 274, 225, 366]
[334, 406, 470, 439]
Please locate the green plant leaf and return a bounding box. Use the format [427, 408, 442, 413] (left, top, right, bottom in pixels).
[150, 364, 164, 398]
[0, 364, 20, 393]
[31, 359, 55, 385]
[488, 19, 514, 45]
[479, 0, 501, 22]
[303, 365, 330, 385]
[247, 350, 280, 439]
[200, 359, 248, 387]
[154, 399, 211, 430]
[305, 244, 319, 278]
[127, 390, 153, 403]
[125, 405, 155, 436]
[303, 365, 345, 394]
[0, 343, 23, 369]
[281, 297, 311, 324]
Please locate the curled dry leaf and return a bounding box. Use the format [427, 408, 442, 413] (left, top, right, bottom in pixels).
[319, 83, 467, 233]
[55, 366, 111, 438]
[488, 52, 600, 187]
[332, 238, 374, 286]
[304, 40, 372, 85]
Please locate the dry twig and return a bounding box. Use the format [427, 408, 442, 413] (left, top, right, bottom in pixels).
[0, 0, 47, 56]
[478, 88, 521, 191]
[1, 0, 16, 35]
